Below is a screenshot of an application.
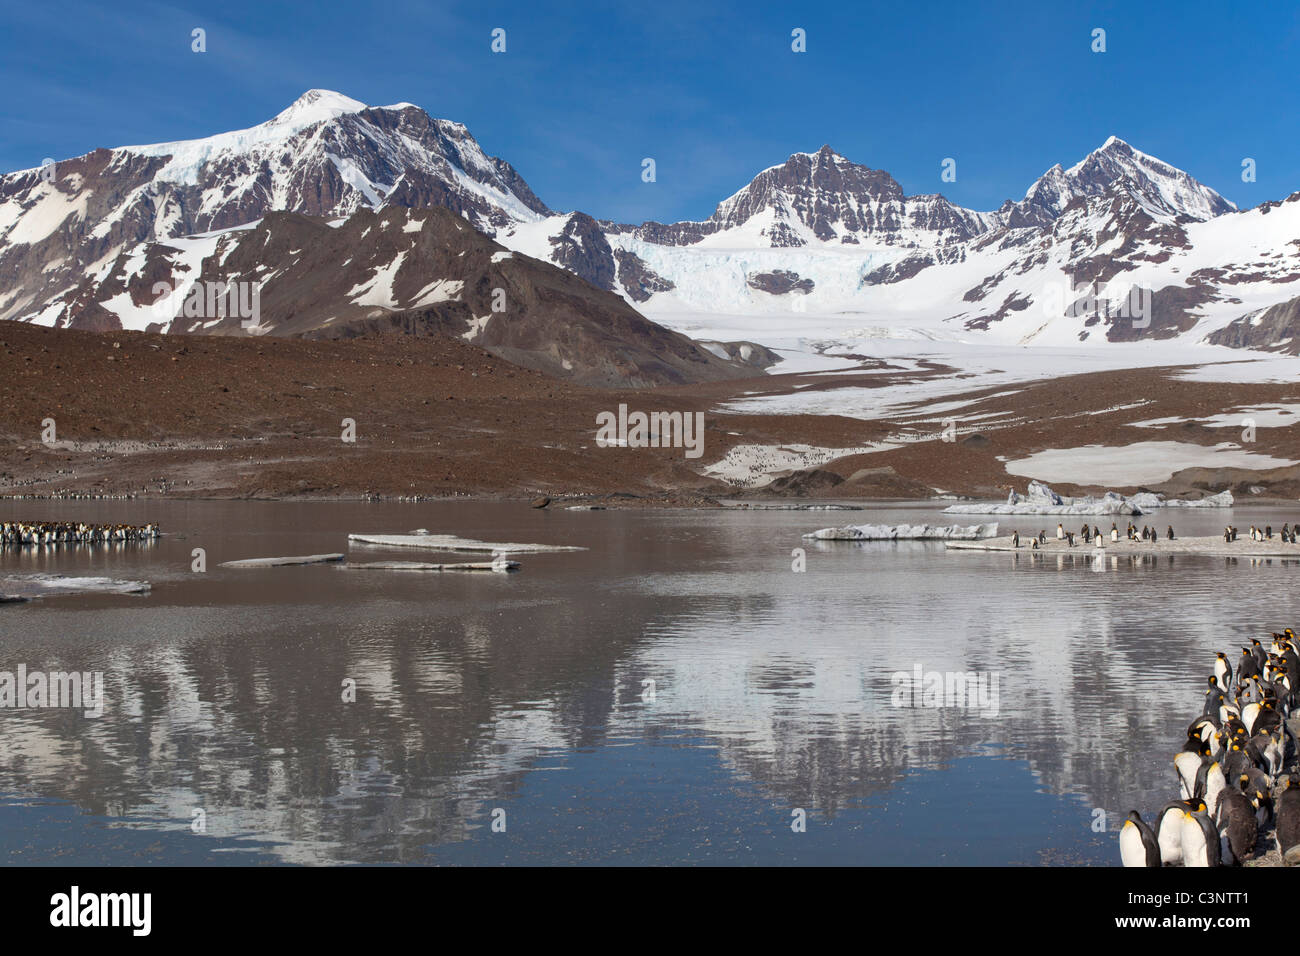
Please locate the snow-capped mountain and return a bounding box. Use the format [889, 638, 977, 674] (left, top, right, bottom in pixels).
[59, 204, 753, 387]
[3, 88, 1298, 363]
[499, 135, 1296, 353]
[1000, 135, 1236, 227]
[0, 90, 549, 326]
[626, 144, 997, 248]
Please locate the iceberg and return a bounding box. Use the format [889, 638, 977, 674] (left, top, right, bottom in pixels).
[944, 481, 1232, 516]
[802, 522, 999, 541]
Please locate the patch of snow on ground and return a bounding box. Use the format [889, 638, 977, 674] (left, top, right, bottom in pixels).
[1130, 404, 1300, 429]
[702, 442, 894, 488]
[1005, 442, 1299, 485]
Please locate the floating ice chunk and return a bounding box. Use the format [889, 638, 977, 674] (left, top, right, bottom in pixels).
[348, 533, 584, 553]
[220, 553, 345, 568]
[340, 560, 519, 572]
[0, 575, 151, 596]
[802, 522, 999, 541]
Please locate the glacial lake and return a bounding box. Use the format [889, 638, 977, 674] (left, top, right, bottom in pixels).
[0, 499, 1297, 866]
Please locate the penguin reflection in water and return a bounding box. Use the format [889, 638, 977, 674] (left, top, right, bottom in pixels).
[1121, 627, 1300, 866]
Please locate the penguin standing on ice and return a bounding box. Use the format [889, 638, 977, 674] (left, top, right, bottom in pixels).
[1057, 523, 1065, 540]
[1111, 523, 1120, 542]
[1011, 530, 1020, 548]
[1119, 811, 1162, 867]
[1167, 525, 1175, 540]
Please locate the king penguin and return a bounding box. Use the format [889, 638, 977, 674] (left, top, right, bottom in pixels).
[1238, 647, 1262, 684]
[1214, 652, 1233, 692]
[1181, 809, 1222, 867]
[1175, 749, 1205, 800]
[1277, 775, 1300, 866]
[1215, 788, 1257, 865]
[1156, 800, 1201, 865]
[1119, 811, 1162, 867]
[1198, 761, 1227, 817]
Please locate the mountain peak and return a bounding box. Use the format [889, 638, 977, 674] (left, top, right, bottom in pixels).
[268, 90, 368, 129]
[1066, 135, 1144, 175]
[1019, 136, 1235, 223]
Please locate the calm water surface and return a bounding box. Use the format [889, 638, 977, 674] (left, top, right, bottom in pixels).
[1, 499, 1297, 866]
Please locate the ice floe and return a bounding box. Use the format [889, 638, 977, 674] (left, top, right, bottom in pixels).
[340, 560, 519, 572]
[219, 553, 345, 568]
[802, 522, 999, 541]
[0, 574, 151, 597]
[348, 534, 584, 553]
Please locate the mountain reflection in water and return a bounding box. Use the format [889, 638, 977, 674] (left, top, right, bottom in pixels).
[0, 500, 1294, 865]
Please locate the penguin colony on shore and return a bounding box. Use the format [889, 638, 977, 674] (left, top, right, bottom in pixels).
[0, 521, 159, 547]
[1017, 522, 1300, 548]
[1120, 628, 1300, 866]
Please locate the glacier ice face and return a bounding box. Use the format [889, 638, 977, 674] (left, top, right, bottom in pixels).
[802, 522, 999, 541]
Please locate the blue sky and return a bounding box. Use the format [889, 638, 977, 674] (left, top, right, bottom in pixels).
[3, 0, 1298, 223]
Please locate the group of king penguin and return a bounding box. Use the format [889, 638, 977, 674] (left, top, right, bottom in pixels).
[1120, 628, 1300, 866]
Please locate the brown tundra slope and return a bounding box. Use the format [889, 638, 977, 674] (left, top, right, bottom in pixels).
[2, 322, 1299, 505]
